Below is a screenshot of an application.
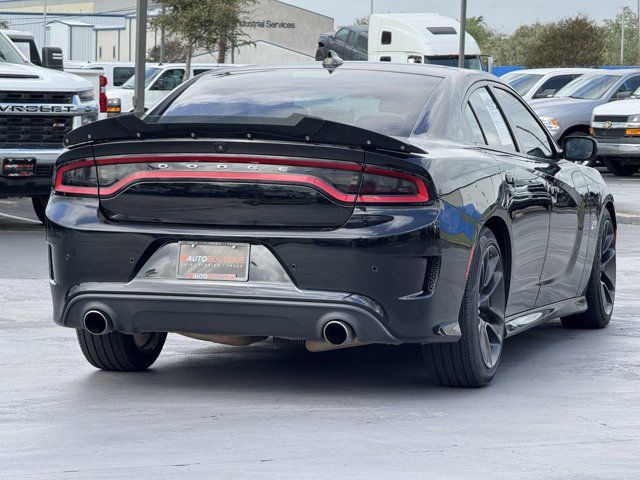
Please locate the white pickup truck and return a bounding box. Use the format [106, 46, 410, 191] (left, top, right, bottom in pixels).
[0, 30, 99, 221]
[591, 95, 640, 176]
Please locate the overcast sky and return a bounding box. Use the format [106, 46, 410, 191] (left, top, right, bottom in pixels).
[286, 1, 630, 33]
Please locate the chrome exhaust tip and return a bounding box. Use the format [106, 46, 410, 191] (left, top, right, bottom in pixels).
[83, 310, 112, 336]
[322, 320, 354, 346]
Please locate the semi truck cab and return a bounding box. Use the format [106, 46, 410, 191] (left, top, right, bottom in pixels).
[368, 13, 483, 67]
[316, 14, 489, 71]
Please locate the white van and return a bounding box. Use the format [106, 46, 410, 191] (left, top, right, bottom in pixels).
[68, 61, 135, 89]
[367, 13, 484, 69]
[106, 63, 224, 113]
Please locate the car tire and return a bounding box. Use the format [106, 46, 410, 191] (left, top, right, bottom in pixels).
[31, 195, 49, 224]
[76, 329, 167, 371]
[561, 209, 616, 329]
[423, 227, 507, 387]
[603, 157, 639, 176]
[563, 131, 597, 167]
[315, 46, 328, 61]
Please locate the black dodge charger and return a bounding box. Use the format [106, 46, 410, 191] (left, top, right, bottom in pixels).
[47, 62, 616, 387]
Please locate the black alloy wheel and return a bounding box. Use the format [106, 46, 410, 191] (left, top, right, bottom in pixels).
[562, 210, 616, 329]
[477, 242, 507, 369]
[424, 227, 507, 387]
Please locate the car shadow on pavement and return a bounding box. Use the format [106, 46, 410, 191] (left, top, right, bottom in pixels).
[75, 319, 598, 397]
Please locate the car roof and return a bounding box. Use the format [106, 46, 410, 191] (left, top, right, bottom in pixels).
[599, 68, 640, 76]
[506, 68, 597, 75]
[202, 61, 488, 80]
[344, 25, 368, 33]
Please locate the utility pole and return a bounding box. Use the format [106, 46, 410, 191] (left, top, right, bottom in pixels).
[637, 0, 640, 65]
[370, 0, 374, 15]
[159, 5, 165, 63]
[622, 6, 629, 64]
[133, 0, 148, 116]
[458, 0, 467, 68]
[43, 0, 47, 47]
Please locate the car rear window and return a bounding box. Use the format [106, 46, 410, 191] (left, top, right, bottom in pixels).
[156, 68, 442, 137]
[555, 74, 619, 100]
[113, 67, 134, 86]
[503, 73, 543, 96]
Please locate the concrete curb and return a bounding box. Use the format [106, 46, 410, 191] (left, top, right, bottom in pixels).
[616, 212, 640, 225]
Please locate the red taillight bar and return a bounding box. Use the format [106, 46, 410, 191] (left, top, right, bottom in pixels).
[53, 155, 430, 205]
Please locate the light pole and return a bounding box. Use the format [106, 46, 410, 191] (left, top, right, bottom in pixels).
[370, 0, 374, 15]
[160, 6, 166, 63]
[621, 6, 629, 64]
[133, 0, 148, 116]
[43, 0, 47, 47]
[458, 0, 467, 68]
[637, 0, 640, 65]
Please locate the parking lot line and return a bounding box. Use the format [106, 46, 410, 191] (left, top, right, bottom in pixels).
[0, 212, 41, 224]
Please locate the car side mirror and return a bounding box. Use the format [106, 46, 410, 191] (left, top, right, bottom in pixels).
[41, 47, 64, 71]
[561, 136, 597, 162]
[533, 88, 555, 99]
[615, 91, 632, 101]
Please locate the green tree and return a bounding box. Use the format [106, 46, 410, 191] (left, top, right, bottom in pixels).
[601, 8, 639, 66]
[466, 16, 500, 53]
[490, 22, 550, 66]
[151, 0, 255, 79]
[525, 15, 604, 67]
[147, 38, 189, 63]
[354, 16, 369, 26]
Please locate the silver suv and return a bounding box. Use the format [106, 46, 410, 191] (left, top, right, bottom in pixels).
[530, 69, 640, 165]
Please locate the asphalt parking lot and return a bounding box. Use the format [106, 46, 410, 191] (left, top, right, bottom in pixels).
[1, 171, 640, 479]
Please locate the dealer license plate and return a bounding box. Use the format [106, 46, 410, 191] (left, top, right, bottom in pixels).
[2, 158, 36, 177]
[177, 242, 250, 281]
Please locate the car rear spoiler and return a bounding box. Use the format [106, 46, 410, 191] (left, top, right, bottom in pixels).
[63, 113, 426, 155]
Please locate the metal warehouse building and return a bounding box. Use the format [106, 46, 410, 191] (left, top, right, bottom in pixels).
[0, 0, 333, 63]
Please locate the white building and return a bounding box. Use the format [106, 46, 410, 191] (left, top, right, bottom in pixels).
[0, 0, 333, 63]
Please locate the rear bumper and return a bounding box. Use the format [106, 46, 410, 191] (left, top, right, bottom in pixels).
[47, 195, 479, 344]
[60, 284, 399, 344]
[0, 148, 60, 198]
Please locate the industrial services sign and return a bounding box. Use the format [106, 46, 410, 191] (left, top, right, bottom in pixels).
[240, 20, 296, 29]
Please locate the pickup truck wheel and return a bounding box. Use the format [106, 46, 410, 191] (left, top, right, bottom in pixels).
[603, 157, 639, 176]
[76, 329, 167, 371]
[31, 196, 49, 224]
[315, 46, 328, 61]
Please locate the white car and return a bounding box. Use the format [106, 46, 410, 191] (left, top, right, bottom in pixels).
[591, 90, 640, 176]
[502, 68, 595, 101]
[106, 63, 224, 114]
